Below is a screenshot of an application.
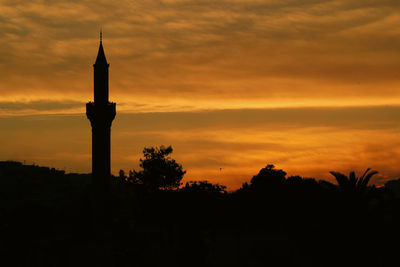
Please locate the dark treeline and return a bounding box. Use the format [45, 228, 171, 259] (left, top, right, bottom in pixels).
[2, 147, 400, 266]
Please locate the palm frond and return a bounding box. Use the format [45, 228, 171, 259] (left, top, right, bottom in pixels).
[360, 170, 378, 189]
[330, 171, 350, 189]
[349, 171, 357, 186]
[331, 168, 378, 194]
[360, 168, 371, 180]
[357, 168, 370, 188]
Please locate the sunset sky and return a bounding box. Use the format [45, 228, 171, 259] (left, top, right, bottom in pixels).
[1, 0, 400, 189]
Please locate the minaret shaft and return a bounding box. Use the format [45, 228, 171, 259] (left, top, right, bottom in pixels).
[86, 37, 116, 196]
[94, 66, 109, 105]
[91, 123, 111, 190]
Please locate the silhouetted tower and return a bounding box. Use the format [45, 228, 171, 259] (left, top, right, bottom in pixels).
[86, 32, 116, 209]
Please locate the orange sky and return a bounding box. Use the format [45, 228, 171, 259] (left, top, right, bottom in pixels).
[1, 0, 400, 189]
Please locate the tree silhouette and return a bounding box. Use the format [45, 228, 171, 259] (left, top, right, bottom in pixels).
[249, 164, 286, 190]
[130, 146, 186, 191]
[329, 168, 378, 195]
[181, 180, 227, 195]
[118, 169, 126, 180]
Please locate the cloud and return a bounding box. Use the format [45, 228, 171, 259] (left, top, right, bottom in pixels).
[113, 106, 400, 131]
[0, 100, 83, 114]
[0, 0, 399, 108]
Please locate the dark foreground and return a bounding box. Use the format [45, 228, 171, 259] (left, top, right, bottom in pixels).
[1, 161, 400, 267]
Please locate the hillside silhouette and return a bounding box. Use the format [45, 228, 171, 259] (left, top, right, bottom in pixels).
[2, 148, 400, 266]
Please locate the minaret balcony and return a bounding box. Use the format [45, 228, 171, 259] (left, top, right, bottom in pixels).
[86, 102, 116, 127]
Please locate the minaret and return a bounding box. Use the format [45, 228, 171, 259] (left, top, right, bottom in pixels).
[86, 32, 116, 218]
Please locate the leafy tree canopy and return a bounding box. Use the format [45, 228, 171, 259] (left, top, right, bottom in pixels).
[250, 164, 286, 189]
[130, 146, 186, 191]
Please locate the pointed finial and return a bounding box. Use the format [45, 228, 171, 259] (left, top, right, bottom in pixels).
[100, 28, 102, 43]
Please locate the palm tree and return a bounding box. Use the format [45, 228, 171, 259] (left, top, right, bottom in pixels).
[329, 168, 378, 195]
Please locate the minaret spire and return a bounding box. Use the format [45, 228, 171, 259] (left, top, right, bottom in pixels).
[95, 33, 107, 66]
